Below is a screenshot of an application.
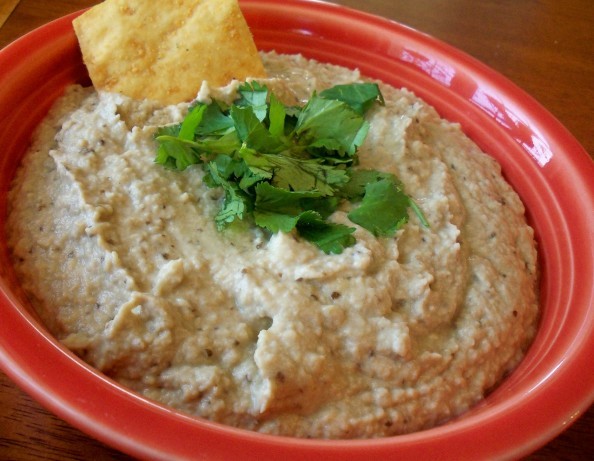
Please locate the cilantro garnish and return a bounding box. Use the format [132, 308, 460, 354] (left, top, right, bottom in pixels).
[155, 82, 427, 254]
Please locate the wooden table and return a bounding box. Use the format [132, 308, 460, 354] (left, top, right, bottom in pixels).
[0, 1, 592, 459]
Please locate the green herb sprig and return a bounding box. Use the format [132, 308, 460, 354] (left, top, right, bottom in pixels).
[155, 82, 427, 254]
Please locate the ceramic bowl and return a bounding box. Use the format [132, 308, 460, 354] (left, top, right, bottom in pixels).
[0, 1, 593, 459]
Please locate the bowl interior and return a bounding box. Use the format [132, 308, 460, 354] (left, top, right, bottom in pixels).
[0, 1, 593, 460]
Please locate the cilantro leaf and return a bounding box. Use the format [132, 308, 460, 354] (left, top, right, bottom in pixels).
[295, 95, 369, 157]
[347, 178, 411, 237]
[253, 184, 354, 254]
[241, 151, 349, 195]
[231, 105, 285, 153]
[154, 133, 201, 170]
[155, 131, 241, 167]
[343, 170, 429, 234]
[296, 211, 356, 255]
[253, 182, 322, 231]
[236, 81, 269, 121]
[205, 161, 252, 228]
[268, 156, 349, 194]
[341, 169, 401, 200]
[177, 104, 206, 140]
[268, 93, 287, 138]
[319, 83, 384, 115]
[197, 103, 234, 135]
[254, 181, 322, 213]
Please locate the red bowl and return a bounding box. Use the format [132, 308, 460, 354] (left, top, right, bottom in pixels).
[0, 1, 593, 459]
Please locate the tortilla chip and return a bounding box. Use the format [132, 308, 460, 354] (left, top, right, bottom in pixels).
[73, 0, 266, 104]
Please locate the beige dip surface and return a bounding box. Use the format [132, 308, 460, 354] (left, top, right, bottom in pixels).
[7, 52, 539, 439]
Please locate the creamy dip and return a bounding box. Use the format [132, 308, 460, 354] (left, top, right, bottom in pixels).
[7, 52, 539, 438]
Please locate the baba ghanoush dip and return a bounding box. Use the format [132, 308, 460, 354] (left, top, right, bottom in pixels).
[7, 52, 539, 439]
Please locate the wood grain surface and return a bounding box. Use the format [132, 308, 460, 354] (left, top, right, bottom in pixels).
[0, 0, 592, 460]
